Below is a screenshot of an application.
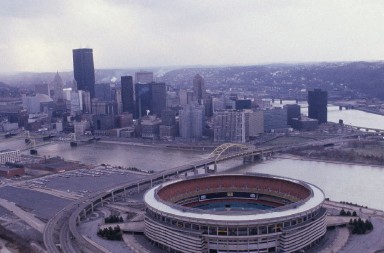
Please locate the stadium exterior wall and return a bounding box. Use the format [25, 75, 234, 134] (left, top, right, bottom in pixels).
[144, 174, 327, 253]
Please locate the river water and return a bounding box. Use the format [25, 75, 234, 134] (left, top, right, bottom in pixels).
[1, 108, 384, 210]
[232, 158, 384, 210]
[327, 106, 384, 129]
[22, 140, 384, 211]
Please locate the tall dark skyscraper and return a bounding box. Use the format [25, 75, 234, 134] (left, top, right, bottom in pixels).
[193, 74, 206, 105]
[72, 48, 96, 98]
[308, 89, 327, 124]
[135, 83, 152, 119]
[134, 82, 166, 119]
[285, 104, 301, 126]
[95, 83, 112, 101]
[121, 76, 135, 114]
[151, 82, 166, 117]
[161, 108, 176, 126]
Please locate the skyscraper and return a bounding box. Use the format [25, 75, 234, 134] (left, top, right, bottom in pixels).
[91, 99, 117, 115]
[133, 82, 167, 119]
[121, 76, 135, 115]
[179, 89, 194, 106]
[213, 110, 246, 143]
[285, 104, 301, 126]
[50, 72, 64, 102]
[72, 48, 96, 98]
[80, 90, 91, 113]
[151, 82, 166, 117]
[308, 89, 328, 124]
[161, 108, 176, 126]
[135, 83, 152, 119]
[193, 74, 206, 105]
[112, 88, 123, 115]
[95, 83, 112, 101]
[159, 108, 176, 140]
[248, 110, 264, 137]
[263, 108, 288, 132]
[70, 91, 82, 116]
[179, 104, 204, 139]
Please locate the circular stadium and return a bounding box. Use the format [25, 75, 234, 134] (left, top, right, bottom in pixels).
[144, 173, 327, 253]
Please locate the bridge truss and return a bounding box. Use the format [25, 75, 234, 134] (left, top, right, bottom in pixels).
[209, 143, 249, 162]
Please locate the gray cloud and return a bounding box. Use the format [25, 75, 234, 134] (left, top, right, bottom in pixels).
[0, 0, 66, 18]
[1, 0, 384, 72]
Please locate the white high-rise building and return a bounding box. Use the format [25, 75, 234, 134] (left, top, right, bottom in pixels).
[113, 88, 122, 114]
[179, 89, 194, 106]
[213, 110, 246, 143]
[179, 104, 204, 139]
[63, 88, 72, 100]
[247, 110, 264, 137]
[70, 91, 82, 116]
[80, 90, 91, 113]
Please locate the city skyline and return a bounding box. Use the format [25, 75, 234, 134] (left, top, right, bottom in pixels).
[0, 1, 384, 247]
[2, 0, 384, 73]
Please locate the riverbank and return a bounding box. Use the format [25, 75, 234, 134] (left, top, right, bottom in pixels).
[355, 107, 384, 117]
[275, 154, 384, 169]
[99, 140, 160, 148]
[99, 139, 215, 152]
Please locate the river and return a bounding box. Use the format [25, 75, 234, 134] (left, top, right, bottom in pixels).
[1, 107, 384, 210]
[16, 140, 383, 211]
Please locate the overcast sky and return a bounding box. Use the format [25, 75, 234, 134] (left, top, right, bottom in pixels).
[1, 0, 384, 72]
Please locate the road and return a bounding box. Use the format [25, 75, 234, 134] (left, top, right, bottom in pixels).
[15, 184, 81, 200]
[325, 200, 384, 253]
[43, 206, 67, 253]
[59, 210, 78, 253]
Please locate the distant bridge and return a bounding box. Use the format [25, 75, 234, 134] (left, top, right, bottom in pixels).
[344, 124, 384, 133]
[332, 102, 356, 110]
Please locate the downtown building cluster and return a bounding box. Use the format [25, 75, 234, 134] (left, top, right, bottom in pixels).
[3, 48, 328, 143]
